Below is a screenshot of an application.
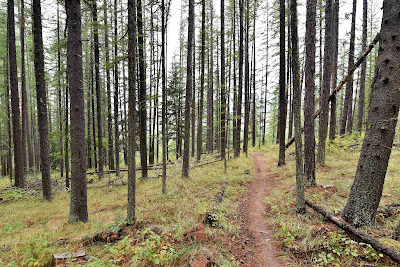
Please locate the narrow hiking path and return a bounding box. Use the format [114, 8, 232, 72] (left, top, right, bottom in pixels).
[230, 151, 290, 266]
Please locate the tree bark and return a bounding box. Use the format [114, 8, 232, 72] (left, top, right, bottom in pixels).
[291, 0, 305, 213]
[19, 0, 29, 174]
[92, 0, 103, 178]
[33, 0, 52, 200]
[316, 0, 333, 165]
[66, 0, 88, 222]
[161, 0, 167, 193]
[127, 0, 137, 224]
[197, 0, 206, 161]
[243, 0, 250, 157]
[114, 0, 120, 177]
[137, 0, 148, 179]
[220, 0, 226, 162]
[105, 0, 115, 171]
[356, 0, 368, 132]
[182, 0, 194, 177]
[7, 0, 25, 188]
[304, 0, 317, 186]
[329, 0, 339, 140]
[278, 0, 287, 166]
[343, 0, 400, 227]
[235, 0, 244, 158]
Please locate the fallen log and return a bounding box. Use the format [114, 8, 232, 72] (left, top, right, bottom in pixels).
[305, 199, 400, 264]
[285, 34, 380, 149]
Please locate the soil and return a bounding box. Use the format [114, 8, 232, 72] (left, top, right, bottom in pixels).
[230, 151, 291, 266]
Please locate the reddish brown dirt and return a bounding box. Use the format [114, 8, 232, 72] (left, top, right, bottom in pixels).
[230, 152, 290, 266]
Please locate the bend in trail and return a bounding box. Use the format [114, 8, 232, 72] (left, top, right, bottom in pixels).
[232, 151, 290, 266]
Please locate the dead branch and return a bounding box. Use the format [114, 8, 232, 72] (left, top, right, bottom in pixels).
[305, 199, 400, 264]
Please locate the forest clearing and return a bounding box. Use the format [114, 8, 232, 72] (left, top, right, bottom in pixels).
[2, 0, 400, 265]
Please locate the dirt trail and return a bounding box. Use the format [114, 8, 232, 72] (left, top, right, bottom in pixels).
[231, 151, 288, 266]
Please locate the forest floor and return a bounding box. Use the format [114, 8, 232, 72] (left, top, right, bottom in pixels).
[2, 135, 400, 266]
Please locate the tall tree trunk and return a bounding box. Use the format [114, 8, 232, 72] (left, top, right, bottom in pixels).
[207, 4, 214, 154]
[5, 55, 13, 180]
[262, 4, 269, 146]
[57, 3, 64, 177]
[90, 43, 97, 170]
[329, 0, 339, 140]
[316, 0, 333, 165]
[220, 0, 226, 162]
[66, 0, 88, 222]
[19, 0, 29, 174]
[278, 0, 286, 166]
[7, 0, 25, 188]
[343, 0, 400, 227]
[191, 31, 196, 158]
[304, 0, 317, 186]
[243, 0, 250, 157]
[232, 0, 237, 153]
[127, 0, 137, 224]
[114, 0, 120, 177]
[235, 0, 244, 158]
[105, 0, 115, 171]
[137, 0, 148, 179]
[33, 0, 52, 200]
[197, 0, 206, 161]
[161, 0, 167, 192]
[356, 0, 367, 132]
[251, 7, 256, 148]
[340, 0, 357, 135]
[92, 0, 104, 178]
[183, 0, 194, 177]
[291, 0, 305, 214]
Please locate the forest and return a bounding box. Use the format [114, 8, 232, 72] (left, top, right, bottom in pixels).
[1, 0, 400, 265]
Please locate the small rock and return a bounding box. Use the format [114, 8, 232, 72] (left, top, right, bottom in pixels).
[321, 184, 334, 189]
[149, 225, 162, 234]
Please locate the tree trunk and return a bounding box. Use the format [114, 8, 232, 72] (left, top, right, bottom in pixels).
[220, 0, 226, 162]
[329, 0, 339, 140]
[235, 0, 244, 158]
[197, 0, 206, 161]
[316, 0, 333, 165]
[183, 0, 194, 177]
[304, 0, 317, 186]
[8, 0, 25, 188]
[291, 0, 305, 214]
[66, 0, 88, 222]
[161, 0, 167, 192]
[127, 0, 137, 224]
[278, 0, 287, 166]
[92, 0, 104, 179]
[105, 0, 115, 171]
[33, 0, 52, 200]
[207, 3, 214, 154]
[19, 0, 28, 174]
[114, 0, 120, 177]
[137, 0, 148, 179]
[340, 0, 357, 135]
[343, 0, 400, 227]
[356, 0, 367, 132]
[4, 55, 13, 180]
[57, 3, 64, 177]
[251, 7, 256, 148]
[243, 0, 250, 157]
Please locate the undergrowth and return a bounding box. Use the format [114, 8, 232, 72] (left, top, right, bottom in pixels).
[0, 154, 253, 266]
[260, 134, 400, 266]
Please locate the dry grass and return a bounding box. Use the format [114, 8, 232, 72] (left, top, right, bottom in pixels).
[0, 154, 253, 266]
[259, 135, 400, 266]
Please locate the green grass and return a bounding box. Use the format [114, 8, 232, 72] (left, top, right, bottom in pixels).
[0, 154, 253, 266]
[260, 134, 400, 266]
